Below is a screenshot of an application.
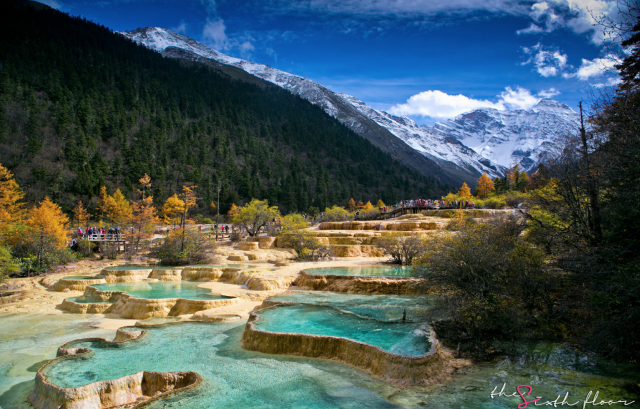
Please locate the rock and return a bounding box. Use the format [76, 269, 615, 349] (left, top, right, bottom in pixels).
[227, 255, 249, 262]
[293, 272, 424, 295]
[100, 268, 153, 283]
[149, 268, 183, 281]
[181, 267, 223, 281]
[107, 295, 239, 320]
[330, 245, 386, 257]
[242, 310, 445, 386]
[54, 277, 106, 292]
[237, 242, 260, 251]
[29, 369, 200, 409]
[60, 299, 114, 314]
[246, 237, 277, 249]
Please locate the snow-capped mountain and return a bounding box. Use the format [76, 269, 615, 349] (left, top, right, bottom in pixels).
[122, 27, 464, 184]
[429, 99, 580, 171]
[121, 27, 578, 182]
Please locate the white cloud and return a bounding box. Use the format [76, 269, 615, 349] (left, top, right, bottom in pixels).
[517, 0, 618, 44]
[262, 0, 527, 17]
[517, 23, 545, 34]
[388, 90, 503, 119]
[171, 20, 188, 34]
[522, 43, 570, 77]
[202, 18, 229, 50]
[388, 86, 558, 119]
[240, 41, 255, 52]
[498, 86, 543, 110]
[576, 55, 619, 80]
[538, 87, 561, 98]
[592, 77, 623, 87]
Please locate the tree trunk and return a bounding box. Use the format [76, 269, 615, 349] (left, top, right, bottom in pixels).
[579, 102, 603, 244]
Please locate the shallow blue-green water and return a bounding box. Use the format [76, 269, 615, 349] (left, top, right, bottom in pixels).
[102, 265, 155, 271]
[255, 304, 430, 356]
[91, 282, 226, 300]
[37, 321, 640, 409]
[190, 264, 256, 268]
[42, 321, 402, 408]
[267, 291, 437, 322]
[60, 276, 103, 280]
[303, 266, 410, 277]
[65, 297, 114, 304]
[103, 264, 255, 270]
[0, 313, 113, 409]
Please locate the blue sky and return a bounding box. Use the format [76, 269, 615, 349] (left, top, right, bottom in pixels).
[43, 0, 621, 124]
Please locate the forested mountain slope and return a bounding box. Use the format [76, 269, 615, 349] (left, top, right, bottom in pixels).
[0, 1, 446, 215]
[123, 26, 486, 185]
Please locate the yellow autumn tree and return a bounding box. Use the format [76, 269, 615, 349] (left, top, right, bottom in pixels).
[507, 163, 521, 190]
[72, 200, 89, 228]
[97, 186, 116, 221]
[128, 196, 159, 252]
[0, 164, 26, 231]
[347, 198, 356, 212]
[179, 185, 198, 229]
[138, 173, 151, 198]
[458, 182, 472, 198]
[227, 203, 240, 216]
[111, 189, 132, 224]
[362, 201, 374, 211]
[25, 196, 70, 268]
[376, 199, 386, 208]
[476, 172, 495, 199]
[162, 194, 185, 226]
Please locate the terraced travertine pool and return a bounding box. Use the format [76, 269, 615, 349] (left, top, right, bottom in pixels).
[41, 321, 403, 408]
[267, 291, 438, 322]
[254, 304, 431, 356]
[91, 281, 227, 300]
[65, 296, 115, 304]
[102, 264, 255, 270]
[3, 288, 640, 409]
[60, 276, 102, 280]
[102, 266, 156, 271]
[37, 321, 640, 409]
[303, 266, 411, 277]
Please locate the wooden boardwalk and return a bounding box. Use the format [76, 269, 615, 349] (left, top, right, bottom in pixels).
[377, 204, 476, 219]
[70, 234, 128, 252]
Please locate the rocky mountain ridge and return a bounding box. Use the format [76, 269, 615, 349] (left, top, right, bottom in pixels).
[121, 27, 580, 181]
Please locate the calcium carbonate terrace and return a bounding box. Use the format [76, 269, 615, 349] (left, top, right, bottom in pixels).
[302, 266, 411, 277]
[90, 281, 229, 301]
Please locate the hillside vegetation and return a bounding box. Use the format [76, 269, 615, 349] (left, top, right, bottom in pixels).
[0, 1, 446, 216]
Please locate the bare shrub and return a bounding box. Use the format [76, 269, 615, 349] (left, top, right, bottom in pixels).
[377, 233, 427, 265]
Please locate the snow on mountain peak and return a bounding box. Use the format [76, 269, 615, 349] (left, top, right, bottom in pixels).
[121, 26, 577, 180]
[533, 98, 575, 114]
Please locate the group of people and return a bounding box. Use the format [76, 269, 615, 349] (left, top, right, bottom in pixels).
[77, 226, 123, 238]
[380, 198, 476, 213]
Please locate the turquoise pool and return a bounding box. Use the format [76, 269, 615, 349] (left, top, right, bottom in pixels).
[103, 265, 254, 270]
[268, 291, 437, 322]
[33, 321, 640, 409]
[102, 266, 155, 271]
[91, 282, 226, 300]
[41, 321, 403, 408]
[190, 264, 256, 268]
[254, 304, 431, 356]
[61, 276, 103, 280]
[66, 297, 114, 304]
[303, 266, 411, 277]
